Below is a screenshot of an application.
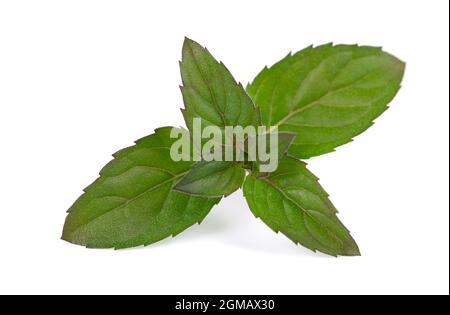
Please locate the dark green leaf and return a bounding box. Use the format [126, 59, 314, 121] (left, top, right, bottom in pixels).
[243, 156, 360, 256]
[244, 131, 296, 175]
[247, 44, 405, 159]
[174, 161, 246, 197]
[272, 132, 297, 158]
[62, 127, 220, 249]
[245, 131, 296, 159]
[181, 38, 260, 136]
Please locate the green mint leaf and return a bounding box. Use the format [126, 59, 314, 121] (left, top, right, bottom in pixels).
[244, 131, 296, 175]
[245, 131, 296, 159]
[62, 127, 221, 249]
[273, 132, 297, 158]
[181, 37, 260, 135]
[243, 156, 360, 256]
[247, 44, 405, 159]
[174, 161, 246, 197]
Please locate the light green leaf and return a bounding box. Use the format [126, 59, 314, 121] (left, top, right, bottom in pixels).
[247, 44, 405, 159]
[181, 37, 260, 135]
[62, 127, 220, 249]
[174, 161, 246, 197]
[243, 156, 360, 256]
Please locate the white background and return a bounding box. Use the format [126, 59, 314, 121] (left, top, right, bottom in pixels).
[0, 0, 448, 295]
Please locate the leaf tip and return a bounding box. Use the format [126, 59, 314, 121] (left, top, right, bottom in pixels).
[340, 237, 361, 257]
[183, 37, 205, 51]
[182, 37, 204, 59]
[183, 36, 194, 45]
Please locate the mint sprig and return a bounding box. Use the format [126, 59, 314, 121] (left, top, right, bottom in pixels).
[62, 38, 405, 256]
